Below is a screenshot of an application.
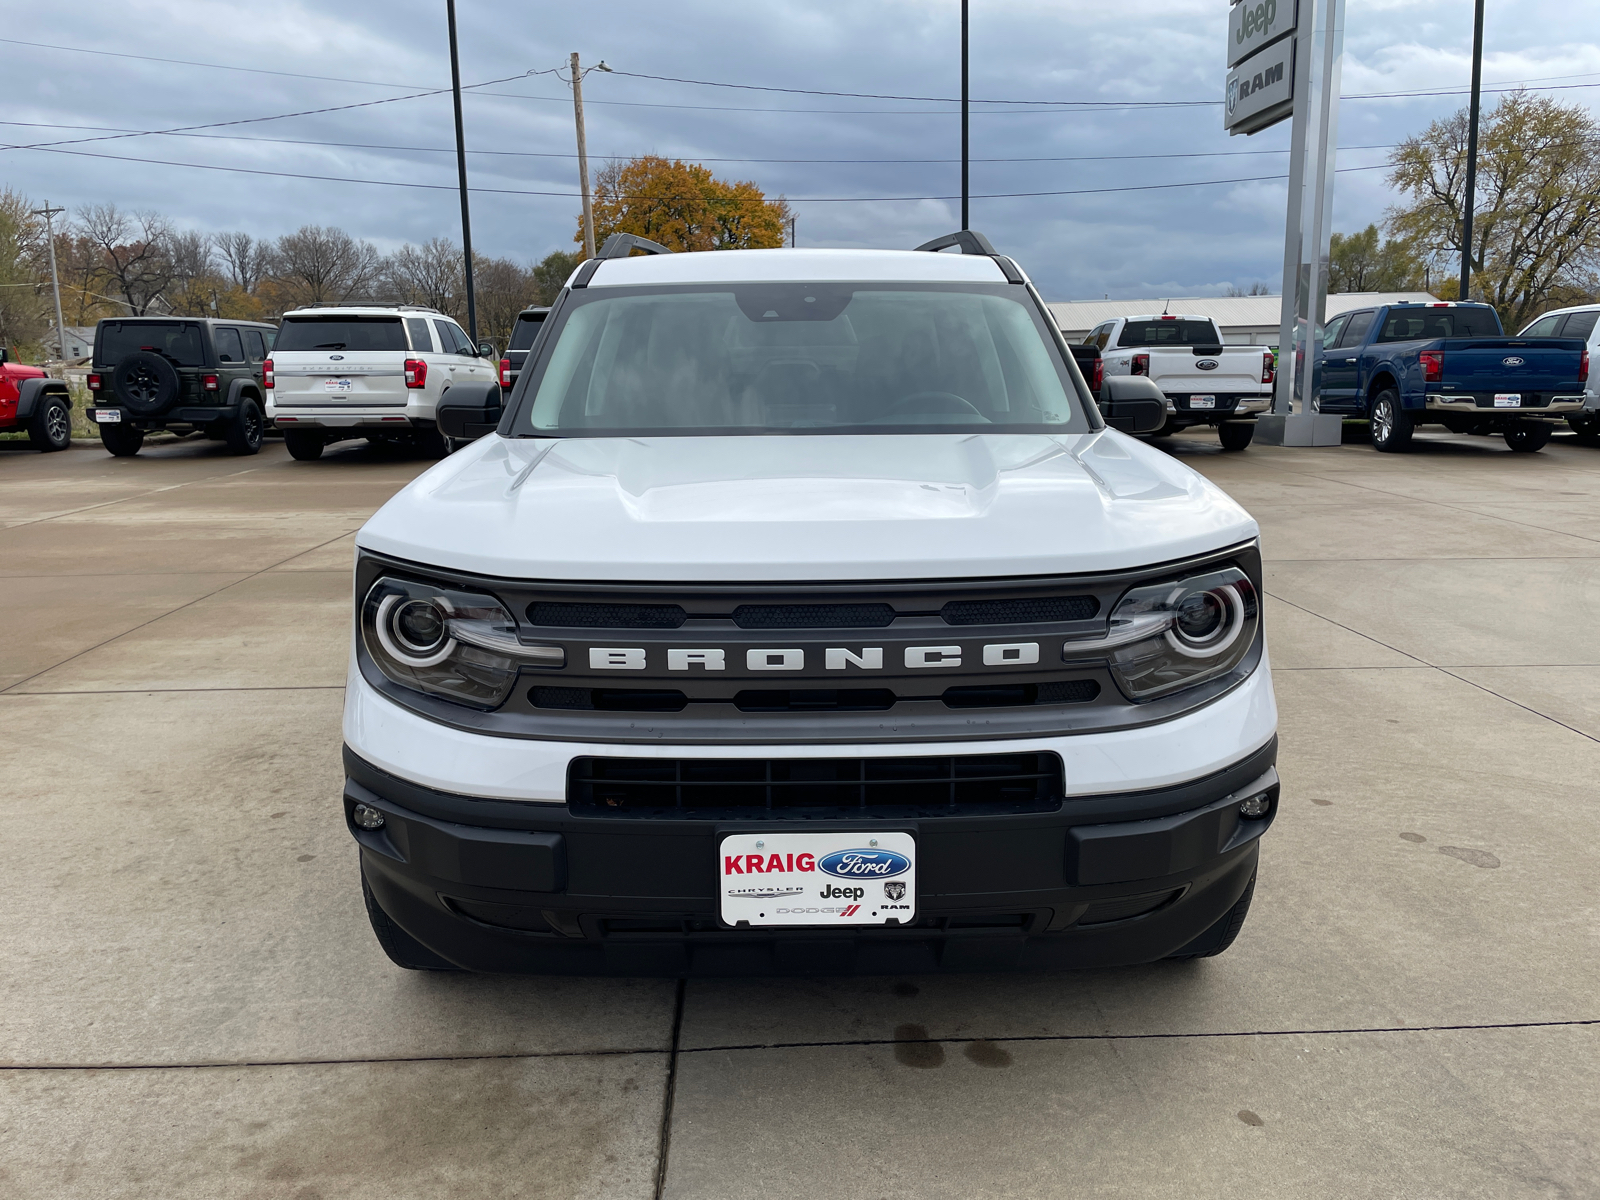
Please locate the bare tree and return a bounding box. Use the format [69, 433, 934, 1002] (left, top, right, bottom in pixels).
[0, 188, 48, 351]
[272, 224, 381, 309]
[383, 237, 463, 317]
[164, 229, 222, 316]
[77, 203, 176, 315]
[471, 253, 536, 349]
[214, 230, 271, 294]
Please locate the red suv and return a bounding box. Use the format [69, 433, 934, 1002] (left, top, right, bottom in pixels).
[0, 347, 73, 451]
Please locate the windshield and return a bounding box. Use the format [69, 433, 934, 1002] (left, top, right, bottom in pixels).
[1117, 319, 1219, 347]
[275, 316, 407, 352]
[1375, 307, 1502, 342]
[513, 283, 1089, 436]
[97, 321, 206, 367]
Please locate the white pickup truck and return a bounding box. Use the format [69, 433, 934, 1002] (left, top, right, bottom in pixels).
[1082, 314, 1275, 451]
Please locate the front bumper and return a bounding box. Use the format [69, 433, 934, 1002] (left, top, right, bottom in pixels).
[347, 738, 1277, 976]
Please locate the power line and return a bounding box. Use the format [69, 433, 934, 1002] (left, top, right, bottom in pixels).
[0, 36, 429, 89]
[4, 139, 1393, 201]
[0, 120, 1401, 164]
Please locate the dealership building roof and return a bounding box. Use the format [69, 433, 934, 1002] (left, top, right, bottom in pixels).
[1047, 292, 1438, 345]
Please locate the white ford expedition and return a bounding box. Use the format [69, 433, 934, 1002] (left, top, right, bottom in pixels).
[265, 305, 494, 460]
[341, 231, 1279, 977]
[1086, 314, 1276, 450]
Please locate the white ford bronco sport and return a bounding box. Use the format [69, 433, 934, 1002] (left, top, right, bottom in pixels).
[266, 304, 494, 460]
[342, 231, 1279, 975]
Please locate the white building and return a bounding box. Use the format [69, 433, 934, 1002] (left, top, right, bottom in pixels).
[1048, 292, 1438, 346]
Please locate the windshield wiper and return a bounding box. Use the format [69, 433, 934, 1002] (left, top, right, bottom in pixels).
[312, 342, 347, 350]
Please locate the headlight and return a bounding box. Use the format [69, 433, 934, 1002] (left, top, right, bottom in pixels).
[1063, 566, 1258, 701]
[361, 576, 562, 709]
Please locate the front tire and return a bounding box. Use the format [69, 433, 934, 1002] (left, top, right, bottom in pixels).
[283, 429, 326, 461]
[1504, 421, 1552, 453]
[224, 398, 264, 456]
[1217, 421, 1255, 452]
[1167, 876, 1255, 960]
[1369, 388, 1413, 453]
[99, 423, 144, 457]
[28, 395, 72, 451]
[361, 867, 460, 972]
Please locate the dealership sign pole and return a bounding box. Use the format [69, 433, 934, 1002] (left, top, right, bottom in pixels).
[1226, 0, 1345, 446]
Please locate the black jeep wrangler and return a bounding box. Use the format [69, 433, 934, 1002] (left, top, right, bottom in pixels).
[85, 317, 277, 456]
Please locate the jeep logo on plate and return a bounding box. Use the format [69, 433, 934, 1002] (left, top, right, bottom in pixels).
[1502, 356, 1524, 366]
[1196, 360, 1219, 370]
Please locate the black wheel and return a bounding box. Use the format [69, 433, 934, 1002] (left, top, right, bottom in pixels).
[1504, 421, 1552, 453]
[1566, 415, 1600, 446]
[1369, 388, 1414, 453]
[224, 398, 263, 456]
[361, 867, 460, 971]
[27, 394, 72, 451]
[110, 352, 179, 415]
[411, 428, 450, 459]
[283, 429, 325, 461]
[1216, 421, 1255, 452]
[99, 423, 145, 457]
[1167, 876, 1255, 960]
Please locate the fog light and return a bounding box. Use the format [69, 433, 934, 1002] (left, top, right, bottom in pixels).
[352, 802, 386, 830]
[1238, 792, 1271, 819]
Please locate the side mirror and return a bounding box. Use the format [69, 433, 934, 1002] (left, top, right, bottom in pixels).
[436, 380, 504, 441]
[0, 346, 9, 364]
[1098, 376, 1167, 434]
[477, 341, 495, 359]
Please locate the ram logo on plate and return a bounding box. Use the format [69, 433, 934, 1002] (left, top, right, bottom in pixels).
[818, 848, 911, 879]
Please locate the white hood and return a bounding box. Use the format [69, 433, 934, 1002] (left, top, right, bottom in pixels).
[356, 432, 1257, 582]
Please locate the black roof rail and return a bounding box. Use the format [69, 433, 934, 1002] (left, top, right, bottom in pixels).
[912, 229, 1023, 283]
[597, 233, 673, 260]
[914, 229, 999, 256]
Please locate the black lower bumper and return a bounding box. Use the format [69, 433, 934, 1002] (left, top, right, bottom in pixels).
[344, 739, 1277, 976]
[90, 405, 240, 428]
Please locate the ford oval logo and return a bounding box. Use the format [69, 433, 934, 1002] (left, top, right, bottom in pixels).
[1196, 359, 1219, 370]
[817, 849, 911, 879]
[1502, 356, 1524, 366]
[329, 354, 345, 360]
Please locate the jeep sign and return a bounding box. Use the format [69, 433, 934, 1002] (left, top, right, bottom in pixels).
[1228, 0, 1297, 68]
[1225, 35, 1294, 135]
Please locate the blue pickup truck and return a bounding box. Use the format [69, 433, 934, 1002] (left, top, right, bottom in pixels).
[1314, 301, 1589, 453]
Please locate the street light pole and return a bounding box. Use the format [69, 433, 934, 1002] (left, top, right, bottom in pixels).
[961, 0, 969, 230]
[1460, 0, 1484, 303]
[573, 52, 596, 260]
[31, 202, 67, 362]
[445, 0, 477, 343]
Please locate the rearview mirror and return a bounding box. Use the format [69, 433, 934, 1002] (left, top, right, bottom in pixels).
[1098, 376, 1167, 434]
[436, 380, 504, 441]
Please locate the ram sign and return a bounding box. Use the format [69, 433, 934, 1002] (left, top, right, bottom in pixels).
[1225, 34, 1294, 135]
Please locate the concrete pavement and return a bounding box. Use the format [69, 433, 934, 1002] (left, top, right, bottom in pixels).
[1, 428, 1596, 1197]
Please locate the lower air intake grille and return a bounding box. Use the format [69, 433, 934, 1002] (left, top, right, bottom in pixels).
[732, 603, 896, 628]
[1077, 889, 1181, 926]
[569, 752, 1064, 818]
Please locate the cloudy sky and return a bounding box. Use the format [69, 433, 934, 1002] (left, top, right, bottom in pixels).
[3, 0, 1598, 300]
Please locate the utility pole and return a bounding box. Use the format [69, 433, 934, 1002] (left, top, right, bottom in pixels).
[32, 202, 67, 362]
[961, 0, 969, 230]
[446, 0, 477, 343]
[789, 216, 796, 248]
[1459, 0, 1485, 303]
[573, 52, 596, 260]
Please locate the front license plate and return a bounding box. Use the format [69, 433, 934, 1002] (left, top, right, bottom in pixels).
[1494, 393, 1522, 407]
[719, 832, 916, 927]
[1189, 395, 1216, 409]
[94, 408, 122, 423]
[323, 377, 354, 392]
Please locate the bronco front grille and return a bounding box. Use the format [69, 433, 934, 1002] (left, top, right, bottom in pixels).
[569, 752, 1064, 818]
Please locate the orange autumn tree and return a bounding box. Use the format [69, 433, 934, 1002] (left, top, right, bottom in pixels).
[581, 156, 791, 256]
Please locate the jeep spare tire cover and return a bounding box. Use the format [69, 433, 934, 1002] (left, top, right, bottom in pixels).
[112, 351, 180, 414]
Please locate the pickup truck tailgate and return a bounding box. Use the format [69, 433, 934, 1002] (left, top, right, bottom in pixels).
[1443, 339, 1586, 394]
[1152, 351, 1259, 394]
